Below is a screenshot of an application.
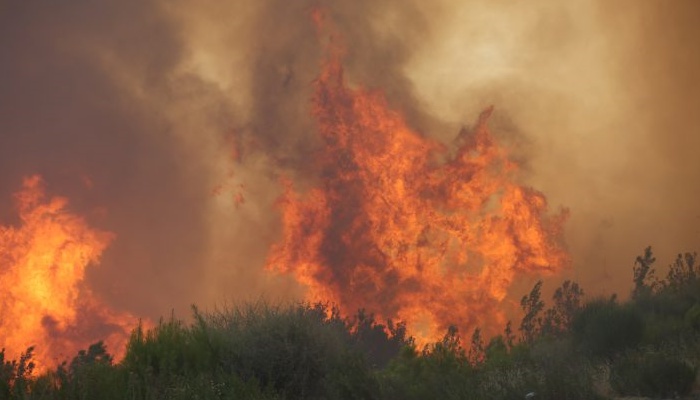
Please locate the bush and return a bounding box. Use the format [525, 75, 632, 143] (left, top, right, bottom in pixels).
[118, 302, 386, 399]
[54, 342, 127, 400]
[207, 303, 378, 399]
[611, 352, 696, 398]
[572, 299, 644, 358]
[379, 327, 479, 400]
[528, 338, 604, 400]
[685, 303, 700, 331]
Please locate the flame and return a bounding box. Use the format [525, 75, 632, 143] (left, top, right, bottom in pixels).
[265, 20, 569, 343]
[0, 176, 137, 372]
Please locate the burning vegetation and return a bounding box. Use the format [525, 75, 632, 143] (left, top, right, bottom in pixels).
[266, 15, 569, 343]
[0, 176, 137, 372]
[1, 2, 699, 398]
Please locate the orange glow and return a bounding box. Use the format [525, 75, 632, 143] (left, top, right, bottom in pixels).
[0, 176, 137, 372]
[266, 21, 569, 343]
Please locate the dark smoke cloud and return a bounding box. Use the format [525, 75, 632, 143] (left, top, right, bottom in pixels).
[398, 0, 700, 297]
[1, 0, 699, 325]
[238, 0, 439, 173]
[548, 1, 700, 294]
[0, 1, 218, 317]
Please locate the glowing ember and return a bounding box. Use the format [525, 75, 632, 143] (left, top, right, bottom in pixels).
[0, 176, 137, 371]
[266, 21, 569, 342]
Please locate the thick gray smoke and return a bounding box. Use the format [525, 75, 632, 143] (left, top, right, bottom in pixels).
[1, 0, 698, 322]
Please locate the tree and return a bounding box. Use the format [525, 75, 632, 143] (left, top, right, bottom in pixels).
[467, 328, 484, 365]
[664, 252, 699, 295]
[520, 280, 544, 343]
[0, 347, 35, 399]
[503, 321, 515, 350]
[542, 280, 584, 337]
[633, 246, 657, 299]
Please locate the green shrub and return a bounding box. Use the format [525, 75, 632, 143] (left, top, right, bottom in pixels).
[611, 352, 696, 398]
[379, 327, 480, 400]
[53, 342, 127, 400]
[119, 302, 380, 400]
[528, 338, 604, 400]
[572, 299, 644, 358]
[642, 313, 687, 345]
[685, 303, 700, 331]
[201, 302, 381, 399]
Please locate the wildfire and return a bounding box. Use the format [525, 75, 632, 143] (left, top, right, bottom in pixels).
[0, 176, 136, 372]
[265, 17, 569, 342]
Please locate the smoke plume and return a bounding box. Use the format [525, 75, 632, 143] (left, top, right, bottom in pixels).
[1, 0, 698, 328]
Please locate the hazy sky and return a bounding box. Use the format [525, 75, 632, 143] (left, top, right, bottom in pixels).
[1, 0, 698, 319]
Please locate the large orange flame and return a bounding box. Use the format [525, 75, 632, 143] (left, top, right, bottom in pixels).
[0, 176, 137, 372]
[266, 22, 569, 342]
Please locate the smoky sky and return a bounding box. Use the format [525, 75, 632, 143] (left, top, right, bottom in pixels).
[0, 1, 217, 317]
[1, 0, 699, 322]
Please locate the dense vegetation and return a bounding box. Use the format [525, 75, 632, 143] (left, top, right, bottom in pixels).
[2, 247, 699, 399]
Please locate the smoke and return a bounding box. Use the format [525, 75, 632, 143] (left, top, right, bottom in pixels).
[0, 1, 238, 318]
[401, 0, 700, 295]
[1, 0, 698, 325]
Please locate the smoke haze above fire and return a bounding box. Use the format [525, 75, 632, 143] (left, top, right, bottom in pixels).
[1, 0, 699, 326]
